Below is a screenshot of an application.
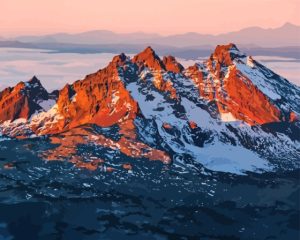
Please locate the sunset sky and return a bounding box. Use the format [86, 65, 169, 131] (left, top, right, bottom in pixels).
[1, 0, 299, 36]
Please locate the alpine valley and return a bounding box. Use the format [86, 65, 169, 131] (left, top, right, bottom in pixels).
[0, 44, 299, 239]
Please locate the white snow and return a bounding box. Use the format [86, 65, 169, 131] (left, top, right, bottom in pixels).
[181, 97, 219, 129]
[0, 104, 65, 136]
[185, 141, 273, 174]
[220, 112, 237, 122]
[38, 99, 56, 111]
[124, 68, 279, 175]
[126, 77, 273, 175]
[29, 104, 64, 132]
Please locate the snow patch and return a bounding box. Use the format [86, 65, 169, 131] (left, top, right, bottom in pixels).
[220, 112, 237, 122]
[181, 97, 218, 129]
[38, 99, 56, 111]
[188, 142, 273, 175]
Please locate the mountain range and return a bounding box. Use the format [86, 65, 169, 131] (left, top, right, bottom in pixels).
[6, 23, 300, 47]
[0, 43, 299, 174]
[1, 23, 299, 60]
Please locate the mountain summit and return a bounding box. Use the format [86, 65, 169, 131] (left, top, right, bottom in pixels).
[0, 44, 299, 174]
[132, 46, 165, 71]
[0, 76, 55, 121]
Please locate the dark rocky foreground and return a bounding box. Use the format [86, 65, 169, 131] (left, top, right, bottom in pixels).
[0, 138, 299, 240]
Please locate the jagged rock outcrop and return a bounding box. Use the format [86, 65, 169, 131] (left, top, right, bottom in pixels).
[56, 55, 138, 130]
[163, 55, 184, 73]
[185, 44, 295, 125]
[132, 46, 165, 71]
[0, 76, 54, 122]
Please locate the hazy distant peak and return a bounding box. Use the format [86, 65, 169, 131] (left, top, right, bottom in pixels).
[280, 22, 298, 28]
[6, 23, 300, 47]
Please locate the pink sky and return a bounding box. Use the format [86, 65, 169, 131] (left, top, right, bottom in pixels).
[1, 0, 299, 36]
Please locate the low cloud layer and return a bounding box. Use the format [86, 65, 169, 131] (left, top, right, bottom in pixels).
[0, 48, 299, 92]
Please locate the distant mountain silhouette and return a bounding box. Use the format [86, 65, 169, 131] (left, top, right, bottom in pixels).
[13, 30, 161, 45]
[9, 22, 300, 47]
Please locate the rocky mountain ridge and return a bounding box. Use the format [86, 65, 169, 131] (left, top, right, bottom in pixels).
[0, 43, 299, 174]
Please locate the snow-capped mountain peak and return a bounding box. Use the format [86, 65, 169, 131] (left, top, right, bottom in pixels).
[0, 44, 299, 174]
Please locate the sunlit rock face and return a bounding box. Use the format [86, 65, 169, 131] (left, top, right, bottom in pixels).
[185, 44, 286, 125]
[0, 76, 54, 121]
